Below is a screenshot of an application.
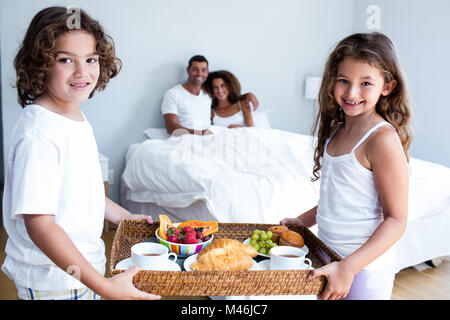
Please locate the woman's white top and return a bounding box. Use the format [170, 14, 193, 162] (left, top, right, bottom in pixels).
[212, 101, 246, 127]
[1, 104, 106, 290]
[316, 121, 396, 270]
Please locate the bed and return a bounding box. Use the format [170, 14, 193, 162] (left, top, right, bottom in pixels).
[120, 125, 450, 274]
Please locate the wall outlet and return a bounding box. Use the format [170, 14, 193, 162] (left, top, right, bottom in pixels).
[108, 169, 114, 185]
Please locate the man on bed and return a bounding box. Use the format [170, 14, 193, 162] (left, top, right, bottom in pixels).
[161, 55, 259, 136]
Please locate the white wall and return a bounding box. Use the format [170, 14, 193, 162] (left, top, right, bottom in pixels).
[353, 0, 450, 167]
[1, 0, 354, 203]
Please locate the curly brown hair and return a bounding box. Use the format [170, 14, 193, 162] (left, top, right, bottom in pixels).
[203, 70, 242, 108]
[14, 6, 122, 107]
[311, 32, 413, 181]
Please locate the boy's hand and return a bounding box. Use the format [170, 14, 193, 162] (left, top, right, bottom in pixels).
[104, 266, 161, 300]
[128, 214, 153, 225]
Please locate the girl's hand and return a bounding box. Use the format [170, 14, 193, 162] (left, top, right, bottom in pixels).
[280, 217, 303, 226]
[228, 124, 243, 129]
[103, 266, 161, 300]
[307, 261, 355, 300]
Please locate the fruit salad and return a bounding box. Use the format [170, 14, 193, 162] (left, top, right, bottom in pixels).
[158, 215, 218, 244]
[166, 226, 212, 244]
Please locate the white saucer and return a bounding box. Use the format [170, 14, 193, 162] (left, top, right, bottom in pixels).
[243, 238, 309, 258]
[115, 258, 181, 271]
[258, 259, 314, 271]
[184, 254, 261, 271]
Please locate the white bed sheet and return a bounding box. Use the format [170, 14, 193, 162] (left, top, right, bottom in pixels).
[121, 128, 450, 274]
[122, 127, 321, 224]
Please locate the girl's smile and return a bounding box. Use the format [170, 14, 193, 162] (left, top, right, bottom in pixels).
[343, 98, 364, 106]
[334, 57, 396, 118]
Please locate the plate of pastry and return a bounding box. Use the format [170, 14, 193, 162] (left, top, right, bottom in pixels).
[244, 226, 309, 258]
[184, 238, 260, 271]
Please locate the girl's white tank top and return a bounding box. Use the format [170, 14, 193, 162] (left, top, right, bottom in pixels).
[316, 121, 396, 270]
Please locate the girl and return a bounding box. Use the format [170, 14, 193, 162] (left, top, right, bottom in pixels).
[1, 6, 160, 300]
[204, 70, 254, 128]
[281, 32, 412, 300]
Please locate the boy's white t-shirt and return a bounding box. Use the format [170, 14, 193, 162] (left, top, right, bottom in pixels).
[161, 84, 212, 131]
[1, 104, 106, 291]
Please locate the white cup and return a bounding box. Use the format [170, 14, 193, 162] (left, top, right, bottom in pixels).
[131, 242, 177, 270]
[269, 246, 312, 270]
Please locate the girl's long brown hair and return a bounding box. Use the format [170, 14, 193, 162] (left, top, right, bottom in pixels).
[14, 6, 122, 107]
[311, 32, 413, 181]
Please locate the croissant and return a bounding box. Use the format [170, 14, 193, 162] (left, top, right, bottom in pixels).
[198, 238, 257, 258]
[191, 247, 254, 271]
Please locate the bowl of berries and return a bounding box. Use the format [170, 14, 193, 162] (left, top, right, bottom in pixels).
[155, 215, 217, 257]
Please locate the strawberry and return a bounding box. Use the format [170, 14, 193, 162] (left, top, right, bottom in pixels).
[166, 235, 178, 243]
[183, 226, 195, 234]
[167, 227, 179, 237]
[183, 231, 198, 244]
[183, 236, 198, 244]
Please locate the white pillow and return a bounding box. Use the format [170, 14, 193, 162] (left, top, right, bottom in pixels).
[252, 109, 271, 129]
[144, 128, 170, 139]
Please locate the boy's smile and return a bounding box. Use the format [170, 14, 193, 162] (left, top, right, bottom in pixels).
[41, 30, 100, 113]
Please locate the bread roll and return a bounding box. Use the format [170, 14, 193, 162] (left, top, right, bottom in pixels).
[191, 248, 254, 271]
[198, 238, 257, 258]
[279, 230, 304, 248]
[267, 225, 288, 244]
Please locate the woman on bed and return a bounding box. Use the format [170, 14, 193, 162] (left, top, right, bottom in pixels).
[204, 70, 254, 128]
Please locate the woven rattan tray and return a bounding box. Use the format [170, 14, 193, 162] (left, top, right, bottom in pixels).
[110, 219, 341, 296]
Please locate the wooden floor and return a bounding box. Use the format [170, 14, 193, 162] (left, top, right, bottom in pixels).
[1, 225, 449, 300]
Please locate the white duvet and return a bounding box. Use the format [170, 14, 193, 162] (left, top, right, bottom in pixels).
[122, 127, 321, 223]
[122, 126, 450, 225]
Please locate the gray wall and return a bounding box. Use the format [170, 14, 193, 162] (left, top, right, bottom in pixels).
[1, 0, 354, 203]
[353, 0, 450, 167]
[2, 0, 449, 204]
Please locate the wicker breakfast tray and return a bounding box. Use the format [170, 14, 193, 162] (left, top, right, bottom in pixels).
[110, 219, 341, 296]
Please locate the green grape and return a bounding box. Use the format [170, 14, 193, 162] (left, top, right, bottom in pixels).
[259, 247, 267, 255]
[253, 243, 260, 251]
[266, 231, 273, 239]
[250, 239, 258, 247]
[260, 231, 268, 240]
[252, 233, 261, 241]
